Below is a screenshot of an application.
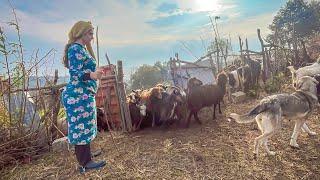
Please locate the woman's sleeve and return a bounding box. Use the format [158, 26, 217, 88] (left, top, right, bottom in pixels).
[68, 45, 91, 81]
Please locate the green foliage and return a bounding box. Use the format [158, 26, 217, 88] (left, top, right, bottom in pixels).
[11, 63, 24, 88]
[264, 73, 286, 94]
[130, 61, 168, 90]
[268, 0, 320, 43]
[57, 107, 66, 120]
[207, 38, 231, 54]
[247, 85, 261, 98]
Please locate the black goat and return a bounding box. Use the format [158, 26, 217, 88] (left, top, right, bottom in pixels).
[186, 72, 228, 127]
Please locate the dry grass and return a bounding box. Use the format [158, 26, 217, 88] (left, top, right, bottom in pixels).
[1, 91, 320, 180]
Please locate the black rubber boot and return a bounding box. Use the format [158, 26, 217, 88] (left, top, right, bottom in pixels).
[79, 160, 106, 173]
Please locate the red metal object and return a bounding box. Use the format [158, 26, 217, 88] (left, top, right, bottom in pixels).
[95, 65, 122, 129]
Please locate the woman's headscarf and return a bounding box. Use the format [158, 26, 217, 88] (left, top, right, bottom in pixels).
[63, 21, 96, 68]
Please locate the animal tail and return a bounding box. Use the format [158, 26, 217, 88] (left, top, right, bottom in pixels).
[228, 102, 270, 124]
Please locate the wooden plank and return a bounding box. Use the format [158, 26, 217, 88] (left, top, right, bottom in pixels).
[117, 60, 132, 132]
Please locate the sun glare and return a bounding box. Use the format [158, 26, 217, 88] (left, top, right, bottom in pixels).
[194, 0, 221, 12]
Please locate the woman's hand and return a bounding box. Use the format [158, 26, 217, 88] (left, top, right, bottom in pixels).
[90, 68, 104, 80]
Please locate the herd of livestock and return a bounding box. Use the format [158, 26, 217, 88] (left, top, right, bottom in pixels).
[120, 57, 320, 131]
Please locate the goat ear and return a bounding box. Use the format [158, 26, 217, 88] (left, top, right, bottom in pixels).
[287, 66, 296, 73]
[311, 77, 319, 84]
[296, 80, 303, 90]
[132, 90, 136, 93]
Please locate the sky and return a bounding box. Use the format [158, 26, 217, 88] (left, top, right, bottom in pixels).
[0, 0, 290, 80]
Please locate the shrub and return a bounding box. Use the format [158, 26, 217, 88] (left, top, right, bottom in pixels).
[264, 72, 286, 93]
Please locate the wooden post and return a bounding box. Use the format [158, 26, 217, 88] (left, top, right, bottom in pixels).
[257, 29, 270, 79]
[96, 26, 100, 67]
[223, 40, 228, 67]
[215, 37, 220, 73]
[170, 57, 178, 86]
[50, 69, 61, 141]
[175, 53, 182, 87]
[245, 38, 249, 58]
[117, 60, 132, 132]
[239, 36, 244, 65]
[209, 53, 216, 80]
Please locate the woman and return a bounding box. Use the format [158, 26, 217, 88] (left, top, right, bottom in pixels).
[62, 21, 106, 173]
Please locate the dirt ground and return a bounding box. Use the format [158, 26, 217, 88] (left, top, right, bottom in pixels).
[1, 95, 320, 180]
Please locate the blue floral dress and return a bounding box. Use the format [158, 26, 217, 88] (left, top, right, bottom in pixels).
[62, 43, 98, 145]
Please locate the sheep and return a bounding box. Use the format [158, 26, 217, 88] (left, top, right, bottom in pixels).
[287, 58, 320, 87]
[186, 72, 228, 127]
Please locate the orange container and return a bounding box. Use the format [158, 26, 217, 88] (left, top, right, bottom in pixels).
[95, 65, 122, 129]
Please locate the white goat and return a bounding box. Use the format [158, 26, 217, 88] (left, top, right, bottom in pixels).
[287, 57, 320, 86]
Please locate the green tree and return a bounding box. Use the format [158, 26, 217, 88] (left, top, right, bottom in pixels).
[267, 0, 320, 66]
[130, 62, 165, 90]
[268, 0, 319, 42]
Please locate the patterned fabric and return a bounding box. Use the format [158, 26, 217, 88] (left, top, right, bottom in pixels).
[62, 43, 98, 145]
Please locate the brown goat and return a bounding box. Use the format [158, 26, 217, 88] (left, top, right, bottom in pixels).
[186, 72, 228, 127]
[136, 86, 165, 127]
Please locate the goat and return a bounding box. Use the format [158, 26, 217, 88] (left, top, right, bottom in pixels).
[313, 74, 320, 102]
[151, 91, 179, 128]
[226, 69, 241, 100]
[287, 59, 320, 87]
[244, 57, 261, 86]
[137, 87, 165, 127]
[126, 92, 146, 131]
[166, 86, 188, 126]
[96, 108, 108, 132]
[237, 65, 252, 93]
[186, 72, 228, 127]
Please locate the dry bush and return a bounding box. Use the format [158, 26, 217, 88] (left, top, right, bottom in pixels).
[0, 4, 59, 169]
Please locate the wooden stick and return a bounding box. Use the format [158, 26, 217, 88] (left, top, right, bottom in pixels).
[96, 26, 100, 67]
